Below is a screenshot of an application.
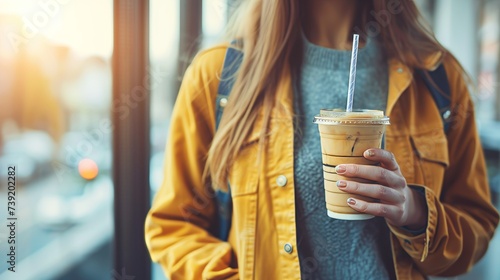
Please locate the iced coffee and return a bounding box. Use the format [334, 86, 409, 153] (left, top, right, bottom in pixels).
[314, 109, 390, 220]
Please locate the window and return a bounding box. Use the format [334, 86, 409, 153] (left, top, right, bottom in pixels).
[0, 0, 113, 278]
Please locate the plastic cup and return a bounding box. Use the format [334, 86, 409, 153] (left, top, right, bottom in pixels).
[314, 109, 390, 220]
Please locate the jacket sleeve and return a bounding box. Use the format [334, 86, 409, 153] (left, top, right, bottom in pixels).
[389, 56, 500, 276]
[144, 48, 239, 280]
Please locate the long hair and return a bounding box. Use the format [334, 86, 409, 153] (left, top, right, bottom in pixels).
[204, 0, 447, 190]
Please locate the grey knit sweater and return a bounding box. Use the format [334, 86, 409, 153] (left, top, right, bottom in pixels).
[293, 34, 394, 279]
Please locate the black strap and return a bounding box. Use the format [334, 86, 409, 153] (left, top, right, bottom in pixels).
[417, 64, 452, 133]
[211, 42, 243, 241]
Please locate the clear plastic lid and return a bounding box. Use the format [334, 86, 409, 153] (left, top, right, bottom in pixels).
[313, 109, 390, 125]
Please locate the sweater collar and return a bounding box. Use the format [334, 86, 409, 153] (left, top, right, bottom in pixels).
[300, 32, 384, 70]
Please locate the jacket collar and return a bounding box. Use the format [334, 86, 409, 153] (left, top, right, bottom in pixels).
[386, 51, 444, 116]
[386, 59, 412, 117]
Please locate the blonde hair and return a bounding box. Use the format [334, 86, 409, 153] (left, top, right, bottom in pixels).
[204, 0, 447, 190]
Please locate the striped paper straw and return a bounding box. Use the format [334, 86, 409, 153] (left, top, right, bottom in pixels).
[346, 34, 359, 112]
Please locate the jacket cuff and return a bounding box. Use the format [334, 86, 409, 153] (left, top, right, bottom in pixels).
[387, 184, 437, 262]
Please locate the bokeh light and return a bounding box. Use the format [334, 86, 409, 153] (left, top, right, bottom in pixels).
[78, 158, 98, 180]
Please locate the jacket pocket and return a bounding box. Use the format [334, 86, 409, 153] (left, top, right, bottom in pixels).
[228, 129, 261, 197]
[410, 130, 449, 192]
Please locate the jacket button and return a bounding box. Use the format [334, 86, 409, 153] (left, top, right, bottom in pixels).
[284, 243, 293, 254]
[219, 97, 228, 108]
[276, 175, 288, 187]
[397, 67, 404, 73]
[442, 110, 451, 120]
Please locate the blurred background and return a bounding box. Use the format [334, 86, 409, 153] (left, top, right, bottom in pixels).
[0, 0, 498, 279]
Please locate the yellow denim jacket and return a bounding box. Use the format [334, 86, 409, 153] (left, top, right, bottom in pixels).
[145, 44, 499, 280]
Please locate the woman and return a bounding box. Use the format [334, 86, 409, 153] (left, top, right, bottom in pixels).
[145, 0, 499, 279]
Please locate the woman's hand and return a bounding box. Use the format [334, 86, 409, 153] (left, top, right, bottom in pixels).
[335, 148, 427, 230]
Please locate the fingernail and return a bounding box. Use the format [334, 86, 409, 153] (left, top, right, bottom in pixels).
[347, 198, 356, 206]
[336, 180, 346, 188]
[364, 150, 375, 157]
[335, 165, 346, 173]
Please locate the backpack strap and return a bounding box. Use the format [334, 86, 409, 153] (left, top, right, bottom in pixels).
[215, 43, 244, 129]
[417, 64, 452, 133]
[212, 42, 243, 241]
